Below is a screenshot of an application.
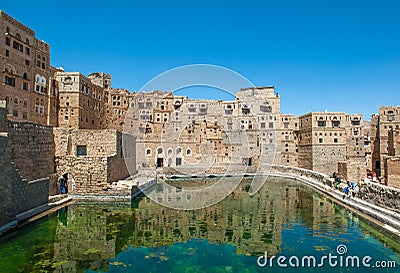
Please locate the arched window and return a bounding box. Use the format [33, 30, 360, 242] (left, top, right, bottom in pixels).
[157, 147, 163, 154]
[15, 33, 22, 40]
[176, 147, 182, 155]
[23, 100, 27, 108]
[186, 148, 191, 156]
[14, 97, 18, 105]
[168, 148, 173, 156]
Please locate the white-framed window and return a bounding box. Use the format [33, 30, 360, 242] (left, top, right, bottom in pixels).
[34, 74, 47, 94]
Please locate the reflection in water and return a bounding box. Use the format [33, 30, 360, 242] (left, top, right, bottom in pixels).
[0, 177, 399, 273]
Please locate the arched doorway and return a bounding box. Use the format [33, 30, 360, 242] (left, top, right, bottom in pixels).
[59, 172, 75, 194]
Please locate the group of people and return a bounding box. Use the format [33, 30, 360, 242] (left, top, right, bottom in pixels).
[343, 181, 359, 198]
[332, 173, 359, 199]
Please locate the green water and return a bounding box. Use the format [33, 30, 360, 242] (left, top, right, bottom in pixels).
[0, 177, 399, 273]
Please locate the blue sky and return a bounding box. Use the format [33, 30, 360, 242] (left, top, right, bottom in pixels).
[2, 0, 400, 119]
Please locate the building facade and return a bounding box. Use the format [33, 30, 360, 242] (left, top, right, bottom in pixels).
[369, 106, 400, 187]
[0, 11, 58, 126]
[125, 87, 366, 181]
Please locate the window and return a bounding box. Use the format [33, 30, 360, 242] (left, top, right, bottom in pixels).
[76, 145, 87, 156]
[22, 112, 27, 119]
[5, 76, 15, 87]
[186, 149, 191, 156]
[334, 138, 338, 143]
[34, 98, 39, 113]
[332, 121, 340, 127]
[39, 99, 44, 114]
[5, 49, 9, 57]
[146, 148, 151, 155]
[188, 105, 196, 113]
[13, 41, 23, 52]
[284, 122, 289, 129]
[157, 147, 163, 154]
[13, 110, 18, 117]
[25, 59, 30, 66]
[25, 47, 30, 55]
[23, 82, 28, 91]
[317, 120, 326, 127]
[5, 37, 10, 46]
[319, 138, 324, 144]
[260, 105, 272, 113]
[269, 122, 274, 129]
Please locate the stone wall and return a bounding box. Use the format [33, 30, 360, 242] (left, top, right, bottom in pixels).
[8, 121, 55, 180]
[107, 156, 130, 183]
[55, 156, 109, 194]
[358, 180, 400, 212]
[0, 101, 53, 230]
[337, 160, 365, 182]
[312, 145, 346, 175]
[385, 157, 400, 188]
[0, 102, 16, 227]
[337, 161, 347, 180]
[12, 175, 49, 214]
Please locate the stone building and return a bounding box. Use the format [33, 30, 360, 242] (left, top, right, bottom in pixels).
[297, 112, 365, 181]
[125, 87, 367, 180]
[125, 87, 282, 171]
[275, 114, 299, 167]
[370, 106, 400, 176]
[107, 88, 135, 130]
[53, 128, 136, 194]
[367, 106, 400, 187]
[0, 11, 58, 126]
[55, 71, 109, 129]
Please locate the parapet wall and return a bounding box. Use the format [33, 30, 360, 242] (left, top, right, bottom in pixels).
[12, 174, 49, 214]
[271, 164, 400, 212]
